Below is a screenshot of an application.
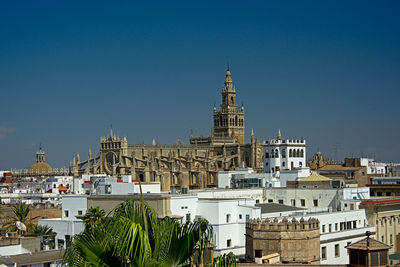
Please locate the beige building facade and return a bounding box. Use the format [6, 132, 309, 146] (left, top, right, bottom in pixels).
[245, 217, 321, 264]
[70, 67, 264, 191]
[360, 198, 400, 255]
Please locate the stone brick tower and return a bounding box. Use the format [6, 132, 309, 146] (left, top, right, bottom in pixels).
[213, 66, 245, 144]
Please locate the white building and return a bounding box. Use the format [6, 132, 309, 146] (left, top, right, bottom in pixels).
[217, 168, 253, 188]
[44, 176, 75, 194]
[264, 187, 370, 211]
[90, 176, 160, 195]
[195, 188, 265, 204]
[39, 195, 87, 248]
[278, 168, 311, 187]
[218, 167, 280, 189]
[170, 195, 199, 223]
[196, 198, 260, 257]
[263, 130, 306, 175]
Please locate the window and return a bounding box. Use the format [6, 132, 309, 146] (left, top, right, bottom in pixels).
[268, 199, 273, 203]
[78, 210, 83, 216]
[278, 199, 284, 204]
[335, 223, 338, 231]
[186, 213, 191, 221]
[282, 161, 285, 167]
[246, 214, 250, 221]
[301, 199, 305, 207]
[314, 185, 318, 189]
[381, 235, 384, 242]
[64, 210, 69, 218]
[227, 239, 232, 247]
[313, 199, 318, 207]
[335, 244, 340, 257]
[353, 221, 357, 229]
[256, 199, 260, 204]
[321, 247, 327, 260]
[239, 214, 242, 220]
[226, 214, 231, 223]
[291, 199, 296, 206]
[329, 224, 332, 232]
[390, 234, 393, 244]
[322, 225, 325, 233]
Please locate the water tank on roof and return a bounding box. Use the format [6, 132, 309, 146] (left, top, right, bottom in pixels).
[181, 186, 189, 194]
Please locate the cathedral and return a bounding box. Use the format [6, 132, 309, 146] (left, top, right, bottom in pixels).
[70, 67, 264, 191]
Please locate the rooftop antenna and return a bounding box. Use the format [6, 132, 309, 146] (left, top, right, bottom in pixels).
[334, 143, 338, 164]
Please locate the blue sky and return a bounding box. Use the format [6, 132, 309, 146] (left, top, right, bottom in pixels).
[1, 1, 399, 169]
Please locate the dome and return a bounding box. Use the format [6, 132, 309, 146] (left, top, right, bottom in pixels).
[28, 162, 53, 174]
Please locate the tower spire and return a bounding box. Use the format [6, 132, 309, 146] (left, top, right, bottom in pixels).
[277, 129, 282, 140]
[224, 65, 233, 91]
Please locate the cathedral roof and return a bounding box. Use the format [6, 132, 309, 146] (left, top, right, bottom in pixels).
[28, 162, 53, 173]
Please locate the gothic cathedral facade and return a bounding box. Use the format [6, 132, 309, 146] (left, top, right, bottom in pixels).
[70, 67, 263, 191]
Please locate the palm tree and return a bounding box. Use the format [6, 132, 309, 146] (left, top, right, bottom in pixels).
[29, 224, 57, 250]
[3, 202, 39, 233]
[65, 199, 236, 266]
[82, 206, 106, 231]
[29, 224, 55, 235]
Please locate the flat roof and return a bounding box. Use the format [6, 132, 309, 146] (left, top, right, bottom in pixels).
[199, 198, 250, 201]
[256, 203, 305, 214]
[0, 249, 65, 265]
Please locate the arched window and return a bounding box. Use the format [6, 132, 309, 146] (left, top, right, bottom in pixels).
[297, 149, 300, 157]
[274, 149, 279, 158]
[231, 96, 234, 105]
[235, 116, 238, 126]
[300, 149, 304, 157]
[289, 149, 292, 157]
[282, 149, 286, 158]
[265, 152, 269, 158]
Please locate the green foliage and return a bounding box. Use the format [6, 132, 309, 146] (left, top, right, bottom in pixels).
[209, 252, 237, 267]
[83, 206, 106, 232]
[28, 224, 56, 236]
[65, 199, 236, 267]
[3, 202, 39, 233]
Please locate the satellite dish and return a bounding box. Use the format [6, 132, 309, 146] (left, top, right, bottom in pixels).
[16, 221, 27, 232]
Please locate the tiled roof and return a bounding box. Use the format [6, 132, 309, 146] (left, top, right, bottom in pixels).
[300, 173, 331, 182]
[345, 237, 391, 251]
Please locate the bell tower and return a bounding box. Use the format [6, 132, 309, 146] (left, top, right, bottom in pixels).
[36, 144, 46, 163]
[213, 65, 245, 144]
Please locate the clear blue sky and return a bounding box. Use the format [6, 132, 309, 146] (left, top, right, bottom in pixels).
[1, 1, 399, 169]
